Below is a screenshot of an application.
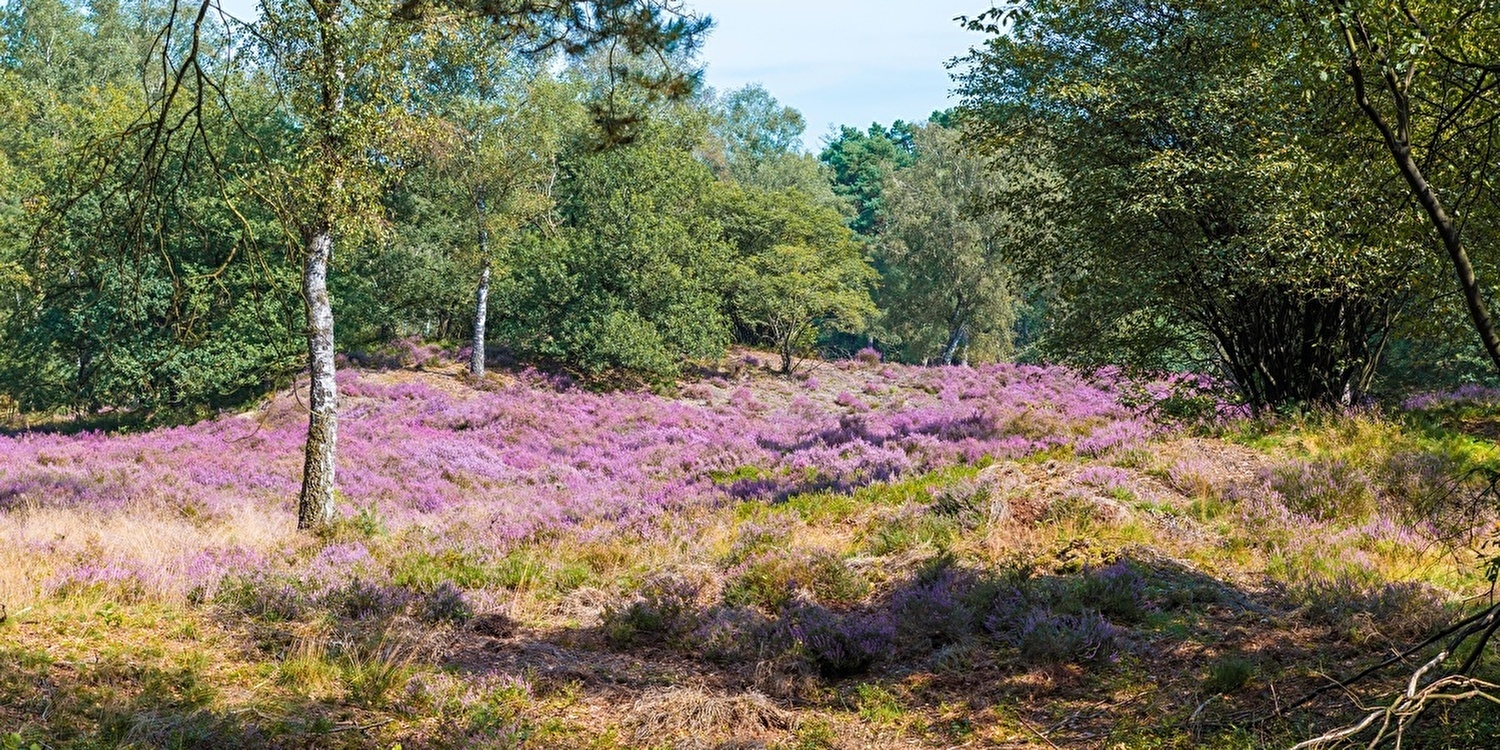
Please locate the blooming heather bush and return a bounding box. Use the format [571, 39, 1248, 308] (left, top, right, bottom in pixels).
[833, 391, 868, 410]
[1402, 384, 1500, 411]
[1377, 450, 1478, 532]
[887, 567, 977, 654]
[977, 566, 1134, 664]
[47, 559, 147, 601]
[679, 383, 715, 400]
[855, 347, 883, 365]
[777, 599, 894, 677]
[1165, 456, 1219, 499]
[1071, 561, 1149, 623]
[325, 578, 415, 621]
[419, 582, 473, 624]
[1266, 459, 1376, 522]
[1075, 420, 1154, 457]
[692, 605, 773, 664]
[723, 517, 798, 565]
[603, 574, 703, 646]
[217, 574, 310, 621]
[1287, 572, 1449, 642]
[1006, 608, 1123, 666]
[1073, 466, 1135, 496]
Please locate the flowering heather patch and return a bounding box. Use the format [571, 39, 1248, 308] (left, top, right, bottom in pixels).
[5, 363, 1493, 750]
[1401, 384, 1500, 411]
[776, 598, 895, 677]
[1006, 608, 1123, 666]
[602, 573, 704, 646]
[1072, 465, 1136, 495]
[1264, 458, 1376, 522]
[0, 361, 1168, 598]
[1165, 455, 1221, 498]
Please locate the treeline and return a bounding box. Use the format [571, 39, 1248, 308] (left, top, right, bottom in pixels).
[5, 0, 1500, 526]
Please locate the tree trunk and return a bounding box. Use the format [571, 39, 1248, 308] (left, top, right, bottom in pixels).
[1341, 19, 1500, 374]
[941, 301, 967, 366]
[296, 4, 345, 531]
[470, 191, 490, 379]
[297, 226, 338, 530]
[941, 325, 965, 366]
[1365, 125, 1500, 374]
[471, 260, 490, 378]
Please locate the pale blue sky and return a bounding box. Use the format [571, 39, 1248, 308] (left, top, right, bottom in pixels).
[687, 0, 994, 146]
[216, 0, 994, 146]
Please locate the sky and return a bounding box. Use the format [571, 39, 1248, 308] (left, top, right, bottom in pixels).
[214, 0, 995, 148]
[685, 1, 994, 146]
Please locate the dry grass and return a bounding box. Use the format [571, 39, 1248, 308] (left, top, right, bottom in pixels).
[622, 687, 797, 746]
[0, 501, 296, 606]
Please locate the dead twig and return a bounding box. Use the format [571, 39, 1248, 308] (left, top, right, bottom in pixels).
[1015, 715, 1063, 750]
[325, 717, 394, 734]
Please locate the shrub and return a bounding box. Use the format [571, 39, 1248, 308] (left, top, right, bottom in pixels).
[888, 567, 976, 655]
[418, 582, 473, 625]
[692, 605, 773, 664]
[723, 550, 868, 610]
[979, 568, 1129, 665]
[723, 518, 798, 566]
[1165, 457, 1219, 499]
[777, 599, 894, 677]
[927, 478, 990, 524]
[1072, 561, 1148, 623]
[1288, 572, 1448, 641]
[1203, 656, 1255, 695]
[834, 391, 868, 410]
[1267, 459, 1376, 522]
[1004, 608, 1122, 666]
[603, 574, 702, 647]
[217, 574, 310, 622]
[324, 579, 414, 621]
[1378, 450, 1482, 536]
[1073, 465, 1134, 495]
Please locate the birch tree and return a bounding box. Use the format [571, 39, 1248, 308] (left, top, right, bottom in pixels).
[880, 122, 1018, 366]
[134, 0, 707, 529]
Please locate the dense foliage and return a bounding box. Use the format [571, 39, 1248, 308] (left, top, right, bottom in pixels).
[956, 0, 1443, 407]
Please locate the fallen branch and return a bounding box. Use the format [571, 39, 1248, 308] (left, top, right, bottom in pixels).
[1291, 606, 1500, 749]
[1278, 603, 1499, 715]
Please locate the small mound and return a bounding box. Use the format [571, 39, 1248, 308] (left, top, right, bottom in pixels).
[623, 688, 795, 746]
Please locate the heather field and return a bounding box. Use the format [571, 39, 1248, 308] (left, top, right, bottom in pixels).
[3, 354, 1500, 749]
